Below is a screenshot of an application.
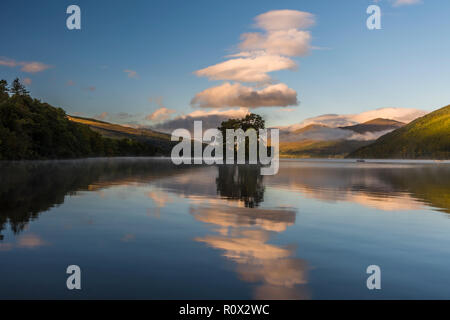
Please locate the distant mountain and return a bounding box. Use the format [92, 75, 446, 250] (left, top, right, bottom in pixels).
[280, 124, 353, 143]
[280, 139, 371, 158]
[340, 118, 405, 134]
[292, 124, 329, 134]
[283, 108, 427, 132]
[279, 118, 405, 158]
[348, 105, 450, 159]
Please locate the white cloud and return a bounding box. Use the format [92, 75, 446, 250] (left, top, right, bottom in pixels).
[191, 82, 298, 109]
[237, 10, 315, 57]
[392, 0, 422, 7]
[240, 29, 312, 57]
[195, 54, 296, 83]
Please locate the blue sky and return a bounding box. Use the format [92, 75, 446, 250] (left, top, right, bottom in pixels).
[1, 0, 449, 128]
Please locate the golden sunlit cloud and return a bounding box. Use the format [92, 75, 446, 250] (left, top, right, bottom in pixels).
[146, 107, 176, 122]
[192, 9, 315, 109]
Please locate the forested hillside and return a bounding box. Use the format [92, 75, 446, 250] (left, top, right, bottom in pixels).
[0, 79, 164, 160]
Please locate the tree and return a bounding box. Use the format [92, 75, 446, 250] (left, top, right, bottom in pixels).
[0, 80, 8, 102]
[218, 113, 266, 162]
[218, 113, 265, 135]
[0, 85, 162, 160]
[10, 78, 29, 96]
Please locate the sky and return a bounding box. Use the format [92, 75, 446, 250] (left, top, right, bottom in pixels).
[1, 0, 450, 130]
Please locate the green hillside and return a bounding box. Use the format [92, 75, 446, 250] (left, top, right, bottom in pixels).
[348, 105, 450, 159]
[68, 116, 174, 154]
[0, 79, 168, 160]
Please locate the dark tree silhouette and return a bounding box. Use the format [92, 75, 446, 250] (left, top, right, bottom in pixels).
[0, 80, 8, 102]
[217, 113, 266, 162]
[10, 78, 29, 96]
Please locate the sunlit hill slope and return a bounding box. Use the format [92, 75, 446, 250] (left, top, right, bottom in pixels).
[348, 105, 450, 159]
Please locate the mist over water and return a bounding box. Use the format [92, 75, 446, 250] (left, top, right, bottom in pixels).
[1, 158, 450, 299]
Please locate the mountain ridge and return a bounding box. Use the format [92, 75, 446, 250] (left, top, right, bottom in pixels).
[339, 118, 405, 134]
[348, 105, 450, 159]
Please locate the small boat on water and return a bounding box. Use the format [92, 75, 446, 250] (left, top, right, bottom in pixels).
[356, 159, 366, 163]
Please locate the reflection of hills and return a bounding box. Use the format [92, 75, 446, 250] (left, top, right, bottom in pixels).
[0, 159, 192, 237]
[267, 162, 450, 213]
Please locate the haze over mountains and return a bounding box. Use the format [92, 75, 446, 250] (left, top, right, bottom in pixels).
[73, 106, 433, 159]
[349, 105, 450, 159]
[277, 107, 426, 157]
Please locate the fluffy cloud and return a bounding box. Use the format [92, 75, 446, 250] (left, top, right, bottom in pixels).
[392, 0, 422, 6]
[195, 54, 296, 83]
[191, 82, 298, 109]
[194, 10, 314, 84]
[146, 107, 176, 122]
[238, 10, 315, 58]
[192, 10, 314, 109]
[23, 78, 32, 85]
[0, 57, 52, 73]
[240, 29, 312, 57]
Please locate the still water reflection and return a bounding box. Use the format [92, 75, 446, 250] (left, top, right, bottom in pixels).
[0, 158, 449, 299]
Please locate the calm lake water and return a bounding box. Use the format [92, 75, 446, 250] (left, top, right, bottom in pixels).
[1, 158, 450, 299]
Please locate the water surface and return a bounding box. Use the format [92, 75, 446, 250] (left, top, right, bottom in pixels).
[1, 158, 449, 299]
